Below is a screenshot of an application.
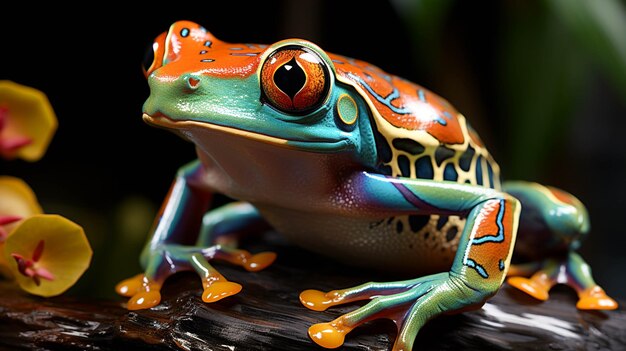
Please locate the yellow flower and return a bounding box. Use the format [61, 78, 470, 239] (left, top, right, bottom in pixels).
[4, 214, 92, 297]
[0, 80, 57, 161]
[0, 176, 42, 222]
[0, 176, 43, 277]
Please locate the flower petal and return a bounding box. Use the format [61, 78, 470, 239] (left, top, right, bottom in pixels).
[0, 176, 42, 231]
[0, 177, 43, 275]
[3, 214, 92, 297]
[0, 80, 57, 161]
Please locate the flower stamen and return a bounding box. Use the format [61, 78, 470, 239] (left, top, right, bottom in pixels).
[10, 239, 55, 286]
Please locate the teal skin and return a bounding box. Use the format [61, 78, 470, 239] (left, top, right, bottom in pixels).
[117, 21, 617, 351]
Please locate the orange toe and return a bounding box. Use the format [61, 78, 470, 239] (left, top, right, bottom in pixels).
[300, 289, 340, 312]
[577, 286, 619, 310]
[202, 281, 242, 303]
[128, 290, 161, 310]
[115, 274, 145, 297]
[308, 321, 352, 349]
[508, 277, 550, 301]
[243, 252, 276, 272]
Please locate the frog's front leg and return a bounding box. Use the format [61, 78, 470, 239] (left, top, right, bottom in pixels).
[504, 181, 618, 310]
[115, 161, 275, 310]
[300, 172, 520, 351]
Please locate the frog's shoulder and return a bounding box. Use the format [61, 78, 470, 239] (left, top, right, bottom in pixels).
[328, 53, 500, 187]
[329, 53, 465, 145]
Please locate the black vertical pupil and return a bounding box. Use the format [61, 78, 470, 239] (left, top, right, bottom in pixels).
[143, 43, 155, 72]
[273, 57, 306, 99]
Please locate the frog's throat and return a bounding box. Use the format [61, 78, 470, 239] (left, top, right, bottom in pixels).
[142, 113, 350, 152]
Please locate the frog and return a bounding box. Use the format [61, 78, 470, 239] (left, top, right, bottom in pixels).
[116, 20, 618, 351]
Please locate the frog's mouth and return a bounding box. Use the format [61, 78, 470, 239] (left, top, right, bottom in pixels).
[142, 113, 350, 152]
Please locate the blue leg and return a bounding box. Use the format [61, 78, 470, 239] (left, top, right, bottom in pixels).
[116, 161, 275, 310]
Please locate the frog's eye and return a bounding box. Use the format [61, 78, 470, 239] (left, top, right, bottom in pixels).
[260, 46, 330, 115]
[143, 32, 166, 78]
[142, 43, 155, 75]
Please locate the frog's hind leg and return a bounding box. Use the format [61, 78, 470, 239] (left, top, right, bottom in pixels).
[116, 202, 275, 310]
[301, 173, 521, 351]
[504, 181, 617, 310]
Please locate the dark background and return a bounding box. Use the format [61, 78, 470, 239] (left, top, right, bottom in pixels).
[1, 1, 625, 299]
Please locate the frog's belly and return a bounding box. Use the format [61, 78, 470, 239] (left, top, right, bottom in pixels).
[257, 206, 466, 275]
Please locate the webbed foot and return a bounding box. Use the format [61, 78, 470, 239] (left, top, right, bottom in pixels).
[116, 273, 163, 310]
[301, 273, 486, 351]
[507, 253, 617, 310]
[576, 285, 617, 310]
[507, 272, 551, 301]
[116, 245, 275, 310]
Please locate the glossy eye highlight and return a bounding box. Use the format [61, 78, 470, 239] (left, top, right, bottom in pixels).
[260, 46, 329, 115]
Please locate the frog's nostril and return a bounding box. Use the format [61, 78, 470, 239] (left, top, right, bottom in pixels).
[186, 76, 201, 90]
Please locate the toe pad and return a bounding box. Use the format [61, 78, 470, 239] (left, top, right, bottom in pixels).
[243, 252, 276, 272]
[202, 281, 242, 303]
[128, 290, 161, 310]
[508, 277, 549, 301]
[308, 322, 351, 349]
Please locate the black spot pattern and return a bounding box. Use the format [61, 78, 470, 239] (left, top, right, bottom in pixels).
[487, 161, 495, 189]
[459, 146, 475, 172]
[379, 164, 392, 175]
[446, 226, 459, 242]
[436, 216, 447, 230]
[372, 127, 392, 165]
[392, 138, 425, 155]
[408, 215, 429, 232]
[435, 146, 455, 166]
[415, 156, 434, 179]
[369, 218, 385, 229]
[476, 156, 484, 186]
[444, 164, 458, 181]
[398, 155, 410, 177]
[396, 220, 404, 234]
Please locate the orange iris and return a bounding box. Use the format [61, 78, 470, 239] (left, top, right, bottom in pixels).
[260, 47, 329, 114]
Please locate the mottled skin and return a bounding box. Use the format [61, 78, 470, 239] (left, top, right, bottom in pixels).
[116, 21, 617, 351]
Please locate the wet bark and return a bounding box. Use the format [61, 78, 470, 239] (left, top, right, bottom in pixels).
[1, 234, 624, 351]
